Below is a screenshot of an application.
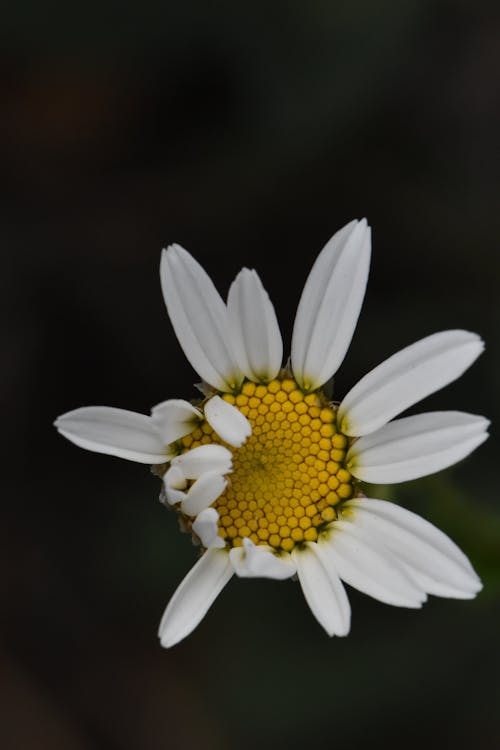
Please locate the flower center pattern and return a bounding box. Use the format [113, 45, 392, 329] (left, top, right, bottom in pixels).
[179, 377, 356, 552]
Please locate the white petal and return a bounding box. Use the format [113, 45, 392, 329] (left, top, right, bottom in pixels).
[339, 330, 484, 436]
[163, 487, 186, 506]
[227, 268, 283, 382]
[325, 520, 426, 607]
[160, 245, 243, 392]
[171, 444, 233, 479]
[163, 465, 188, 505]
[181, 472, 227, 516]
[151, 399, 202, 445]
[158, 548, 233, 648]
[292, 542, 351, 636]
[204, 396, 251, 447]
[164, 465, 187, 489]
[345, 498, 482, 598]
[291, 219, 371, 390]
[229, 538, 296, 580]
[349, 411, 489, 484]
[54, 406, 168, 464]
[400, 566, 480, 599]
[192, 507, 225, 549]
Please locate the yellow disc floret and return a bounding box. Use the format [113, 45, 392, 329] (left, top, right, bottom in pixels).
[177, 377, 356, 552]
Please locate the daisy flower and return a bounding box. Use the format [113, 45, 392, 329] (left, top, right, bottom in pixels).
[55, 219, 489, 648]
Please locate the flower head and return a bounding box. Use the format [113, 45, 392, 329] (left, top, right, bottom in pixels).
[55, 219, 489, 648]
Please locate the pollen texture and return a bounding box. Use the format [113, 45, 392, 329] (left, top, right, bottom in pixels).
[179, 378, 355, 552]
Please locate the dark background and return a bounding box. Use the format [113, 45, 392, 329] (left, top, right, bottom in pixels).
[2, 2, 500, 748]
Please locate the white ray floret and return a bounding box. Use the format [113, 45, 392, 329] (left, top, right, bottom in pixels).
[163, 465, 188, 505]
[291, 218, 371, 391]
[192, 508, 225, 549]
[160, 244, 244, 392]
[325, 521, 427, 607]
[230, 538, 296, 579]
[151, 399, 202, 445]
[344, 498, 482, 598]
[292, 542, 351, 637]
[348, 411, 490, 484]
[180, 472, 227, 516]
[170, 444, 233, 479]
[158, 548, 234, 648]
[54, 406, 170, 464]
[204, 395, 252, 447]
[338, 330, 484, 436]
[227, 267, 283, 383]
[163, 464, 186, 489]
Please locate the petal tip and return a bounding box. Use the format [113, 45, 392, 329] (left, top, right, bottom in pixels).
[158, 628, 178, 649]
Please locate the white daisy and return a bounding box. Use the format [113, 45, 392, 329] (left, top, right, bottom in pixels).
[54, 219, 489, 648]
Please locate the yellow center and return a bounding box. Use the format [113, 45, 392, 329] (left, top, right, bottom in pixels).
[179, 377, 355, 552]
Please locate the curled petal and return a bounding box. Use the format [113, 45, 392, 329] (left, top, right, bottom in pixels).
[181, 472, 227, 516]
[230, 538, 296, 579]
[192, 508, 225, 549]
[171, 444, 233, 479]
[163, 465, 188, 505]
[204, 396, 251, 447]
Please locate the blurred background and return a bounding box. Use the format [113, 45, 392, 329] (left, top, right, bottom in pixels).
[2, 1, 499, 748]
